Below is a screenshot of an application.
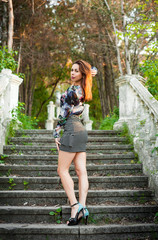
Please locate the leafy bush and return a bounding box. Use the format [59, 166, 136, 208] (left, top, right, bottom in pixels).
[6, 102, 39, 142]
[90, 116, 102, 130]
[0, 46, 18, 72]
[99, 106, 119, 130]
[0, 46, 24, 79]
[139, 59, 158, 100]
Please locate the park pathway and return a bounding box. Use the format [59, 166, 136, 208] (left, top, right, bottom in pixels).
[0, 129, 158, 239]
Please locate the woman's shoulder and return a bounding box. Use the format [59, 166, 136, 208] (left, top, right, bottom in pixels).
[68, 85, 82, 95]
[60, 85, 83, 104]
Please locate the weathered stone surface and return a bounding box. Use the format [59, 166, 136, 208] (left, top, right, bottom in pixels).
[0, 175, 148, 190]
[0, 223, 158, 240]
[0, 163, 142, 177]
[0, 189, 154, 206]
[0, 153, 136, 165]
[1, 205, 158, 224]
[0, 128, 158, 239]
[3, 143, 132, 155]
[114, 75, 158, 201]
[15, 129, 121, 137]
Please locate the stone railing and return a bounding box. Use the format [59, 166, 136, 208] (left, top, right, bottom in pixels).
[45, 101, 93, 130]
[114, 75, 158, 200]
[0, 69, 23, 154]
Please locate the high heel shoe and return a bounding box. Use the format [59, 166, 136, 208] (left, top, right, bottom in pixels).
[83, 207, 89, 225]
[78, 206, 89, 225]
[67, 202, 84, 226]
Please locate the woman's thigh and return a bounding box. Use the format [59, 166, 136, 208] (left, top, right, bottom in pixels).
[58, 150, 76, 171]
[73, 152, 87, 174]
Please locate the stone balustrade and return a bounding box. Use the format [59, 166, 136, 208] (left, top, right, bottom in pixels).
[45, 101, 93, 130]
[114, 75, 158, 200]
[0, 69, 23, 154]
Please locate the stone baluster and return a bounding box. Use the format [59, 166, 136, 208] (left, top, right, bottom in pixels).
[82, 104, 93, 130]
[45, 102, 93, 130]
[0, 69, 23, 153]
[45, 101, 56, 130]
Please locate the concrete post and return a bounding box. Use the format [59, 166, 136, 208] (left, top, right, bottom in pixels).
[45, 101, 56, 130]
[0, 69, 23, 153]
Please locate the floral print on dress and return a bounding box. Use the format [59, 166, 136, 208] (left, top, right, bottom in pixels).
[53, 85, 84, 138]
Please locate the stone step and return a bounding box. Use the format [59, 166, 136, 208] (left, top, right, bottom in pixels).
[8, 136, 128, 148]
[0, 223, 158, 240]
[3, 144, 133, 155]
[0, 189, 154, 206]
[0, 164, 143, 177]
[0, 176, 148, 190]
[0, 205, 158, 224]
[15, 129, 121, 138]
[0, 153, 136, 165]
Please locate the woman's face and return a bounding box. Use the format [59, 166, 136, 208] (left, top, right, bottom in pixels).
[71, 64, 82, 85]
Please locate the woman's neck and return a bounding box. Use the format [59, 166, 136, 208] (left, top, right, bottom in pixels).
[72, 81, 81, 86]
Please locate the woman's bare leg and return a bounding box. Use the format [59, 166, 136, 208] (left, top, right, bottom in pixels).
[57, 150, 79, 219]
[73, 152, 89, 207]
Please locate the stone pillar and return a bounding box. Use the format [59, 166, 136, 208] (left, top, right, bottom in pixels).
[82, 104, 93, 130]
[45, 101, 56, 130]
[114, 75, 146, 130]
[56, 106, 60, 118]
[0, 69, 23, 153]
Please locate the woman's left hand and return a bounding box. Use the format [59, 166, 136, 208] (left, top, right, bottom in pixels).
[55, 138, 61, 152]
[91, 69, 97, 77]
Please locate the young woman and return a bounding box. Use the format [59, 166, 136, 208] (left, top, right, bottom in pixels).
[53, 60, 97, 226]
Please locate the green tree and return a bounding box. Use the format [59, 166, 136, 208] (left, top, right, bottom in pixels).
[139, 59, 158, 100]
[0, 46, 18, 72]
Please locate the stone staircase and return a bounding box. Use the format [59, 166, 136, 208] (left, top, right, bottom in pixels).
[0, 129, 158, 240]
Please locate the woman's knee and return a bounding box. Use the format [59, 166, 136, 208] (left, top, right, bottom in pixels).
[57, 167, 64, 176]
[57, 167, 61, 176]
[57, 167, 68, 177]
[75, 167, 87, 177]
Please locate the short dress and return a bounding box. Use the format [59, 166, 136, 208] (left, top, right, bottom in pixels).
[53, 85, 88, 152]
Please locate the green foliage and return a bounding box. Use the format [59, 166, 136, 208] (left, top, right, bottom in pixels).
[154, 212, 158, 224]
[31, 82, 51, 127]
[89, 79, 102, 129]
[50, 148, 57, 154]
[6, 102, 39, 141]
[8, 178, 16, 190]
[152, 147, 158, 154]
[119, 123, 134, 145]
[99, 106, 119, 130]
[6, 168, 12, 177]
[0, 46, 18, 72]
[0, 154, 8, 164]
[139, 59, 158, 100]
[49, 208, 62, 224]
[0, 154, 8, 160]
[23, 181, 29, 190]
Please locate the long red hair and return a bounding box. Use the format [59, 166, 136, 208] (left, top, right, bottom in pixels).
[73, 60, 92, 101]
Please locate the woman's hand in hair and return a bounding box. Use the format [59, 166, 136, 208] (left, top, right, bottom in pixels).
[91, 68, 97, 77]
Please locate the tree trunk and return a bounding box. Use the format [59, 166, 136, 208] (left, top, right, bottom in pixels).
[0, 1, 8, 47]
[36, 80, 59, 118]
[121, 0, 131, 74]
[8, 0, 14, 51]
[28, 65, 33, 116]
[103, 0, 123, 76]
[24, 66, 30, 114]
[17, 38, 22, 74]
[32, 0, 35, 14]
[106, 37, 118, 108]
